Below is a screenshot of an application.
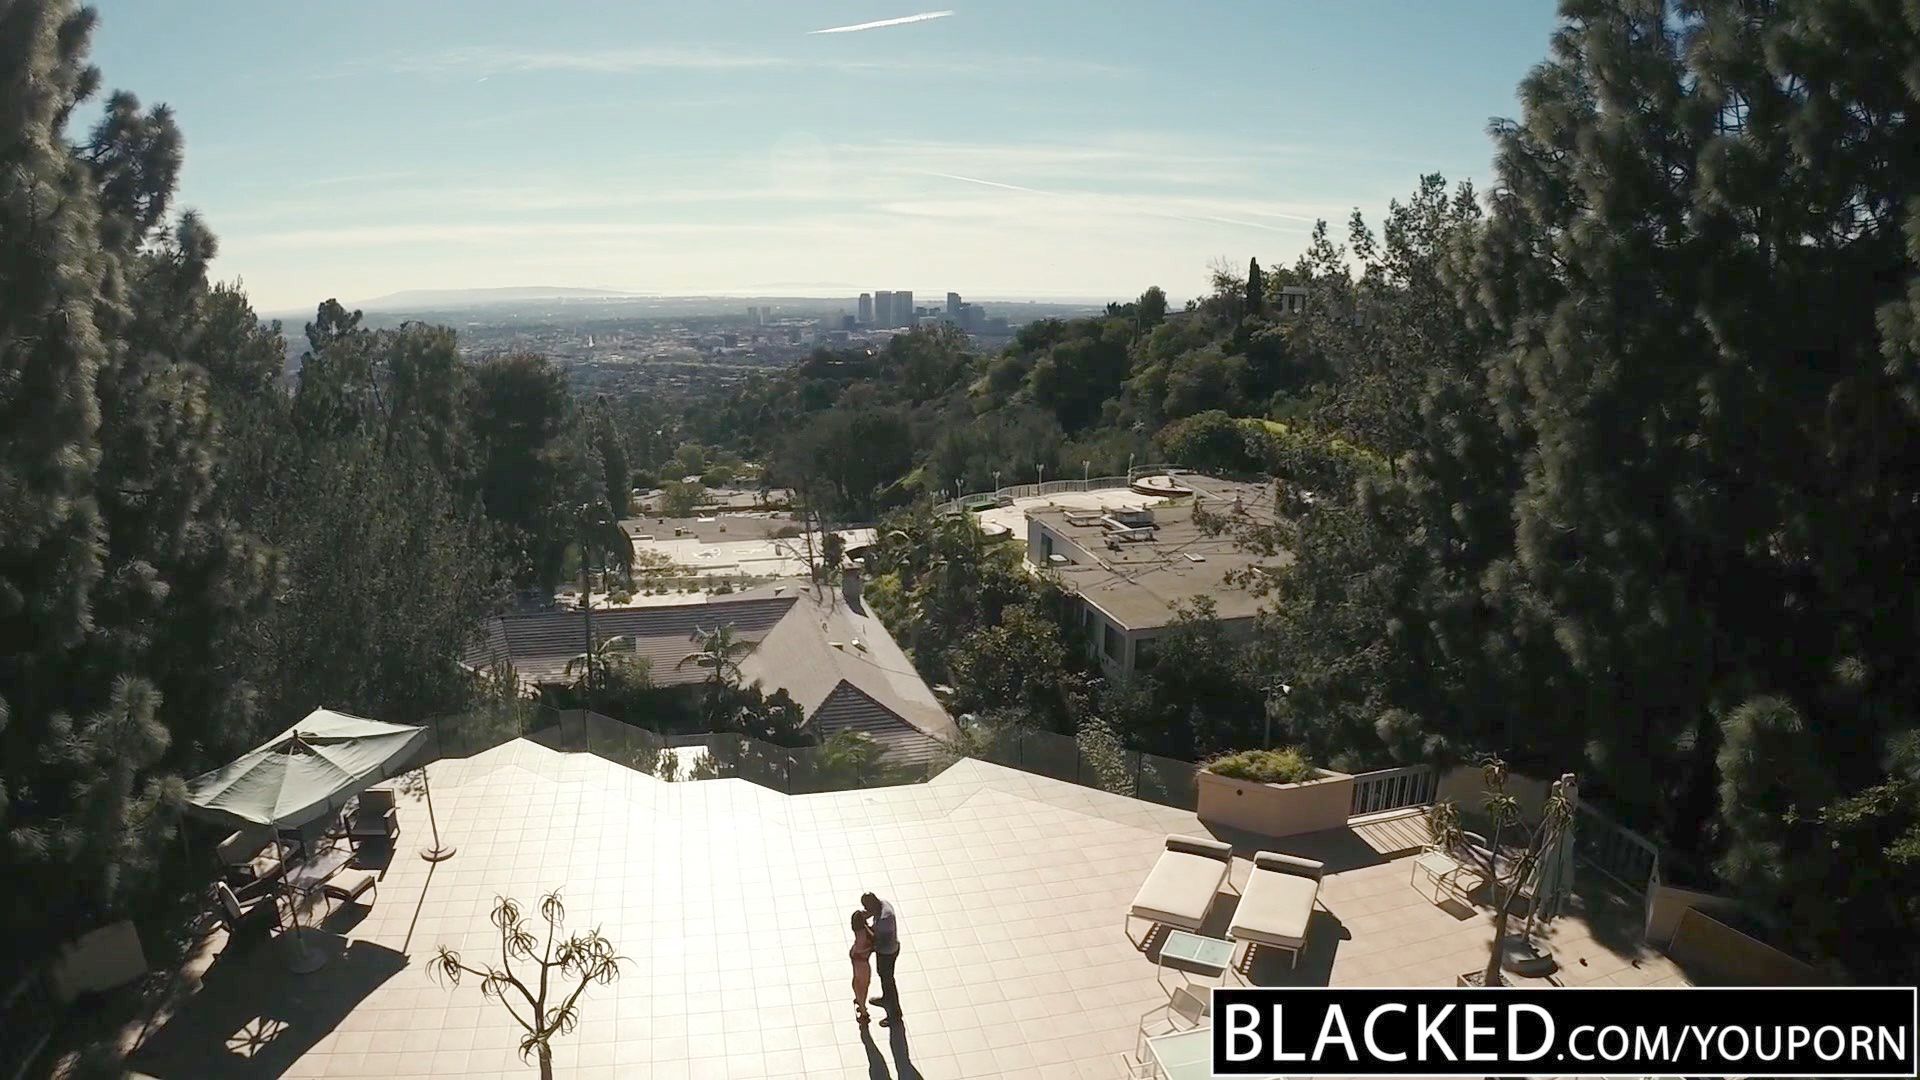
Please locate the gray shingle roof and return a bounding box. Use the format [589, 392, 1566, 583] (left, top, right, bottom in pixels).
[810, 681, 949, 767]
[465, 585, 957, 752]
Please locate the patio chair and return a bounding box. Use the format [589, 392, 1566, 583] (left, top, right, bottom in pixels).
[1126, 834, 1236, 945]
[1410, 842, 1469, 905]
[213, 880, 280, 944]
[277, 815, 337, 865]
[346, 787, 399, 844]
[1135, 983, 1210, 1059]
[216, 825, 281, 885]
[1226, 851, 1324, 970]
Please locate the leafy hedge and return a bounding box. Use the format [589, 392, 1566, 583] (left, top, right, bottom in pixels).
[1205, 747, 1318, 784]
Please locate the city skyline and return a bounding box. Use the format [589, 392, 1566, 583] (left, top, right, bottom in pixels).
[86, 0, 1559, 313]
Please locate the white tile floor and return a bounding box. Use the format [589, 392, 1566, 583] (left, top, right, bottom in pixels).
[125, 741, 1686, 1079]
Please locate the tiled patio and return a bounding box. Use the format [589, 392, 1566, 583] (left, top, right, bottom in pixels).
[123, 741, 1687, 1079]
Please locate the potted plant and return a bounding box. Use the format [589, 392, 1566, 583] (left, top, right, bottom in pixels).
[1196, 747, 1355, 837]
[1427, 759, 1578, 986]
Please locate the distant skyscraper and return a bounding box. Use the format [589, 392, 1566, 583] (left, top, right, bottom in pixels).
[896, 290, 913, 328]
[873, 290, 894, 329]
[858, 292, 873, 324]
[747, 306, 758, 323]
[946, 292, 962, 316]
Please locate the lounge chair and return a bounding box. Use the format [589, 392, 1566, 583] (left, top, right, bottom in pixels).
[1227, 851, 1324, 969]
[217, 825, 281, 885]
[322, 870, 378, 913]
[1126, 834, 1236, 944]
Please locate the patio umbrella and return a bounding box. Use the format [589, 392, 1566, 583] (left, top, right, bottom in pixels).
[1525, 773, 1580, 942]
[184, 708, 429, 971]
[186, 708, 428, 829]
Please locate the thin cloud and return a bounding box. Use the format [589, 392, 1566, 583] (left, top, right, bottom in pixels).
[394, 45, 786, 76]
[381, 41, 1118, 78]
[921, 172, 1316, 234]
[298, 170, 420, 189]
[809, 10, 953, 34]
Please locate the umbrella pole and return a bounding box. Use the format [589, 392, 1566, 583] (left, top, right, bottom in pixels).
[280, 833, 327, 974]
[419, 765, 457, 862]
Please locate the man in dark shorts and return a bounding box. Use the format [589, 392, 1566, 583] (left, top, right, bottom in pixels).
[860, 892, 901, 1027]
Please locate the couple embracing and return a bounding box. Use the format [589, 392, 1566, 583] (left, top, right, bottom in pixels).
[848, 891, 901, 1027]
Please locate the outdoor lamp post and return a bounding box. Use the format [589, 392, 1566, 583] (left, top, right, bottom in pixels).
[420, 764, 456, 862]
[1037, 463, 1045, 485]
[1084, 460, 1090, 483]
[1262, 678, 1292, 748]
[993, 470, 1002, 493]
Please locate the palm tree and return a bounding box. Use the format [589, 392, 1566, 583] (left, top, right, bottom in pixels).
[676, 624, 755, 727]
[565, 635, 633, 688]
[574, 499, 634, 589]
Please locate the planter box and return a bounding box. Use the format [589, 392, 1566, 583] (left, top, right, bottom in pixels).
[1197, 767, 1354, 838]
[50, 919, 147, 1003]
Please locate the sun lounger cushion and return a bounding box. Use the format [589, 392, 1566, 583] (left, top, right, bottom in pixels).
[323, 871, 377, 907]
[1228, 852, 1323, 949]
[1253, 851, 1325, 879]
[1130, 834, 1233, 930]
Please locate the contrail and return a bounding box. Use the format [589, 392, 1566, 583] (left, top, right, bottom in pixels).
[924, 172, 1051, 195]
[810, 10, 953, 34]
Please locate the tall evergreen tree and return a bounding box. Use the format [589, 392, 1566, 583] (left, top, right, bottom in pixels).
[0, 0, 272, 949]
[1455, 0, 1920, 979]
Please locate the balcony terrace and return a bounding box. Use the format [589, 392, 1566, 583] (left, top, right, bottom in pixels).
[117, 734, 1687, 1080]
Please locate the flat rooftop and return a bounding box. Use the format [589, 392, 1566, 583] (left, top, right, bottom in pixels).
[1024, 478, 1289, 629]
[123, 743, 1686, 1080]
[612, 516, 876, 590]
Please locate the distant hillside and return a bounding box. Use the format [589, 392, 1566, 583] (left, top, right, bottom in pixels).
[356, 286, 643, 310]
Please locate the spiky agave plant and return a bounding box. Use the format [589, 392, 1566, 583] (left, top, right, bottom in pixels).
[430, 891, 624, 1079]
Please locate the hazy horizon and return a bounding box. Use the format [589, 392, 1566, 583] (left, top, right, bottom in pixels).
[89, 0, 1559, 314]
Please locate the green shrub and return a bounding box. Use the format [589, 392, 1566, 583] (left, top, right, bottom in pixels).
[1205, 747, 1317, 784]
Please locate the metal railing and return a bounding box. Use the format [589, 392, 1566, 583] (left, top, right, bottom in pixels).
[959, 721, 1206, 810]
[541, 710, 954, 795]
[1349, 763, 1438, 817]
[931, 466, 1198, 516]
[1575, 800, 1662, 894]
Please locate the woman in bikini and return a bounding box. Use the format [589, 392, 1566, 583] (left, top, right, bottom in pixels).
[849, 909, 875, 1025]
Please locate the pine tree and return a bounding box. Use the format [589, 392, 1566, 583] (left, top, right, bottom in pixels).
[1460, 0, 1920, 978]
[1, 0, 282, 954]
[0, 0, 266, 946]
[1244, 257, 1264, 316]
[1, 0, 118, 936]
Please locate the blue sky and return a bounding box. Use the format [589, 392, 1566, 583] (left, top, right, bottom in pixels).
[87, 1, 1559, 314]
